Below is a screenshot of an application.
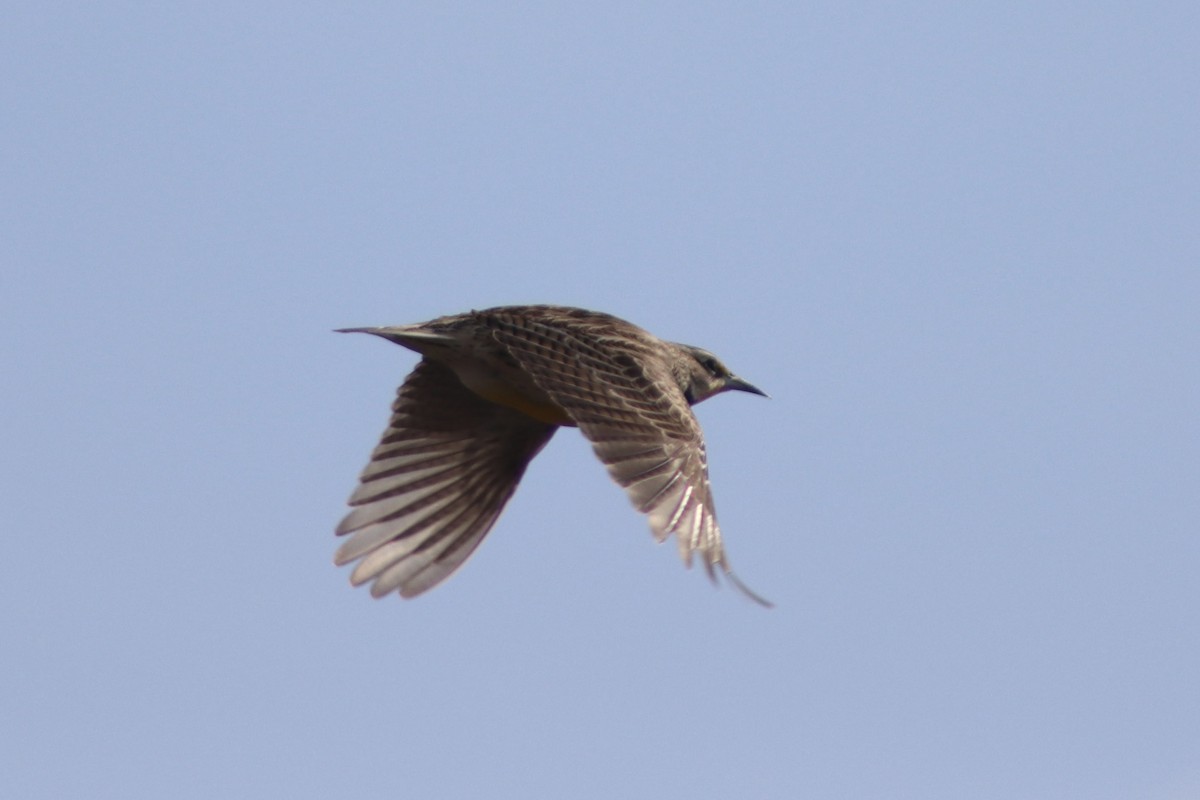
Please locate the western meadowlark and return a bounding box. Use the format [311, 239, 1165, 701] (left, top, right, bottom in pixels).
[335, 305, 770, 605]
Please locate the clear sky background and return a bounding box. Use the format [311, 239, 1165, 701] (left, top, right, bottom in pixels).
[3, 4, 1197, 799]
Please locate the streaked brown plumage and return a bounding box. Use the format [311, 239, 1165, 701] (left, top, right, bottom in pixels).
[335, 305, 770, 605]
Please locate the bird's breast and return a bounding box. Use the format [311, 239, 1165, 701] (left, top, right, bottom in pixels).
[453, 363, 575, 426]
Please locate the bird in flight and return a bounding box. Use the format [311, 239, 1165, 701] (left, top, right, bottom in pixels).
[335, 305, 770, 605]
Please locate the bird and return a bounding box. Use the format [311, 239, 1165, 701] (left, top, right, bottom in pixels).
[334, 304, 771, 605]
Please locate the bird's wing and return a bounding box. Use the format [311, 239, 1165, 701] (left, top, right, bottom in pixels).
[335, 359, 556, 598]
[485, 314, 766, 603]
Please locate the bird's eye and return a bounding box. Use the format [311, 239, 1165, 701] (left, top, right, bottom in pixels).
[702, 357, 721, 375]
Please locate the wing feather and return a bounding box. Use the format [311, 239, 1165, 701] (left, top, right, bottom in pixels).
[483, 313, 738, 585]
[335, 359, 555, 598]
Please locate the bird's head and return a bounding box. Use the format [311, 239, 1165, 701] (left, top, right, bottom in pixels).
[675, 344, 767, 405]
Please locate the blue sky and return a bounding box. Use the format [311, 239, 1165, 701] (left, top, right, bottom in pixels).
[3, 3, 1197, 798]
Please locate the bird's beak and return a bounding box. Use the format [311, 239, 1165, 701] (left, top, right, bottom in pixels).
[725, 375, 769, 398]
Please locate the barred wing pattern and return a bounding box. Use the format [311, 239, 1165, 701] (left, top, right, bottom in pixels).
[483, 310, 730, 581]
[335, 359, 556, 598]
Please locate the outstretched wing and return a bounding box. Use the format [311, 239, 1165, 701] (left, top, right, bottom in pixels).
[335, 359, 556, 598]
[483, 312, 765, 603]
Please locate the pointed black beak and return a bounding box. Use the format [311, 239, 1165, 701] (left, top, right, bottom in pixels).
[725, 375, 769, 398]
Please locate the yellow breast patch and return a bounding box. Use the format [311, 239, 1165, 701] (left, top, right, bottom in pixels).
[474, 383, 574, 426]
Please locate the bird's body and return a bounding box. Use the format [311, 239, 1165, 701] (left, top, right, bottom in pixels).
[335, 305, 769, 604]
